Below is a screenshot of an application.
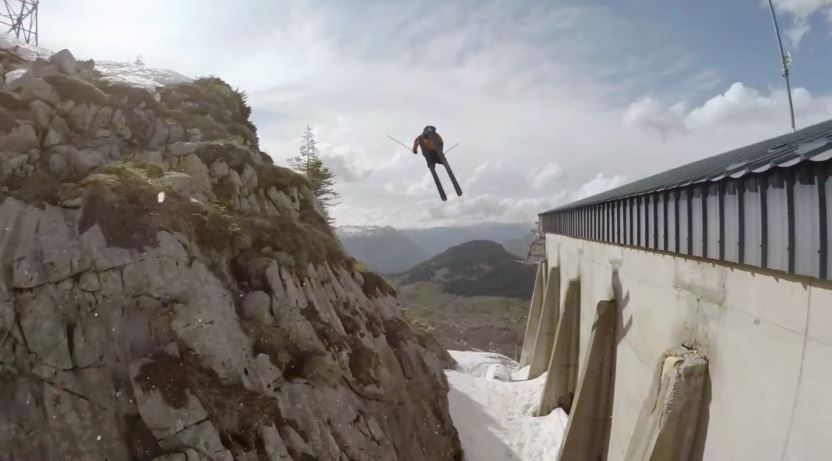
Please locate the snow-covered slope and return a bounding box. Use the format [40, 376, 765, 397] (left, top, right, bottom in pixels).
[95, 60, 191, 89]
[447, 351, 568, 460]
[0, 32, 51, 60]
[1, 32, 191, 90]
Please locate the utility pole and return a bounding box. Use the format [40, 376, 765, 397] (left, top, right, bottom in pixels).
[766, 0, 796, 133]
[1, 1, 40, 45]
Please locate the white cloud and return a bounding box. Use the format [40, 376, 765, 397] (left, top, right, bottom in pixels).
[685, 82, 780, 129]
[787, 21, 812, 45]
[417, 193, 569, 227]
[320, 151, 372, 182]
[383, 175, 435, 197]
[770, 0, 832, 46]
[529, 163, 564, 190]
[626, 82, 832, 135]
[574, 173, 628, 201]
[624, 96, 687, 137]
[40, 2, 832, 228]
[772, 0, 832, 19]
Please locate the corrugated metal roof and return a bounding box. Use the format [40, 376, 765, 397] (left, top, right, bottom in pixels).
[543, 119, 832, 214]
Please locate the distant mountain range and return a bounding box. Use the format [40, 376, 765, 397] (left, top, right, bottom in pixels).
[399, 240, 536, 299]
[393, 240, 535, 356]
[335, 226, 429, 274]
[336, 222, 533, 274]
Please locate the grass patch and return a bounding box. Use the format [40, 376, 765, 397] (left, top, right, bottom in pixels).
[194, 142, 256, 171]
[79, 162, 167, 250]
[78, 161, 341, 270]
[244, 321, 299, 368]
[2, 169, 63, 207]
[401, 307, 436, 336]
[166, 109, 229, 140]
[227, 122, 256, 145]
[162, 76, 258, 146]
[243, 320, 341, 386]
[360, 271, 397, 298]
[396, 281, 529, 357]
[135, 348, 287, 453]
[256, 164, 309, 195]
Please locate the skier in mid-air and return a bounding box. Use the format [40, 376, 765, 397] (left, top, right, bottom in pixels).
[411, 125, 462, 201]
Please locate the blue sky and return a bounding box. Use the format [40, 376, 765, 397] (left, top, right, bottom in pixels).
[600, 0, 832, 96]
[42, 0, 832, 227]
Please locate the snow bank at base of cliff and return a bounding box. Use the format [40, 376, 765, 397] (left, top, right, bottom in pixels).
[447, 350, 569, 461]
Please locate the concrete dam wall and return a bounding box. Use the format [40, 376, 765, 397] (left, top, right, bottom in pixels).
[521, 234, 832, 461]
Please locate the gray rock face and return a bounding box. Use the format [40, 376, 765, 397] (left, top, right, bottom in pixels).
[0, 122, 38, 153]
[49, 49, 78, 75]
[0, 42, 460, 461]
[7, 73, 58, 103]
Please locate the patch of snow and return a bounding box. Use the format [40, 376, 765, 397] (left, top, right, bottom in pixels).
[484, 363, 512, 381]
[0, 32, 190, 90]
[447, 350, 568, 461]
[512, 365, 530, 381]
[95, 60, 191, 90]
[5, 68, 27, 85]
[452, 350, 518, 377]
[0, 32, 53, 61]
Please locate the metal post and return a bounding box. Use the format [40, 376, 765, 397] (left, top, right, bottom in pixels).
[767, 0, 796, 132]
[1, 1, 39, 45]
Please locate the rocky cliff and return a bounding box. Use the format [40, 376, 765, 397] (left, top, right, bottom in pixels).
[0, 41, 461, 461]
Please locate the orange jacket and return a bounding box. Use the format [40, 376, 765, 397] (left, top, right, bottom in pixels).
[413, 132, 444, 153]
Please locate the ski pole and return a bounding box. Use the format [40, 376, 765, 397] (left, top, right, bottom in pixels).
[386, 135, 413, 152]
[387, 135, 460, 154]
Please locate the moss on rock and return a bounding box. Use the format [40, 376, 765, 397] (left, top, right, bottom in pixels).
[166, 109, 229, 141]
[77, 161, 341, 269]
[3, 170, 63, 207]
[360, 271, 397, 298]
[195, 142, 255, 171]
[136, 348, 288, 451]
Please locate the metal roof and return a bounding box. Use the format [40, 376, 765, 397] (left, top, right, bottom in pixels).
[543, 119, 832, 214]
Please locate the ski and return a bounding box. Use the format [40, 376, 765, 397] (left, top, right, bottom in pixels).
[438, 152, 463, 197]
[429, 167, 448, 201]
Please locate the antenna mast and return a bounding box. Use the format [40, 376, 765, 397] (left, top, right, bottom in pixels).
[1, 0, 39, 46]
[766, 0, 796, 133]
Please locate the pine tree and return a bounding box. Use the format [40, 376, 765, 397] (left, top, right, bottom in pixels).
[289, 126, 340, 222]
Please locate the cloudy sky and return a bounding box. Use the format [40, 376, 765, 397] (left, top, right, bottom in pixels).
[41, 0, 832, 227]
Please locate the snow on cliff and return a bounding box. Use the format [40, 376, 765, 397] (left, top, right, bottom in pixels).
[1, 32, 191, 89]
[95, 60, 191, 89]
